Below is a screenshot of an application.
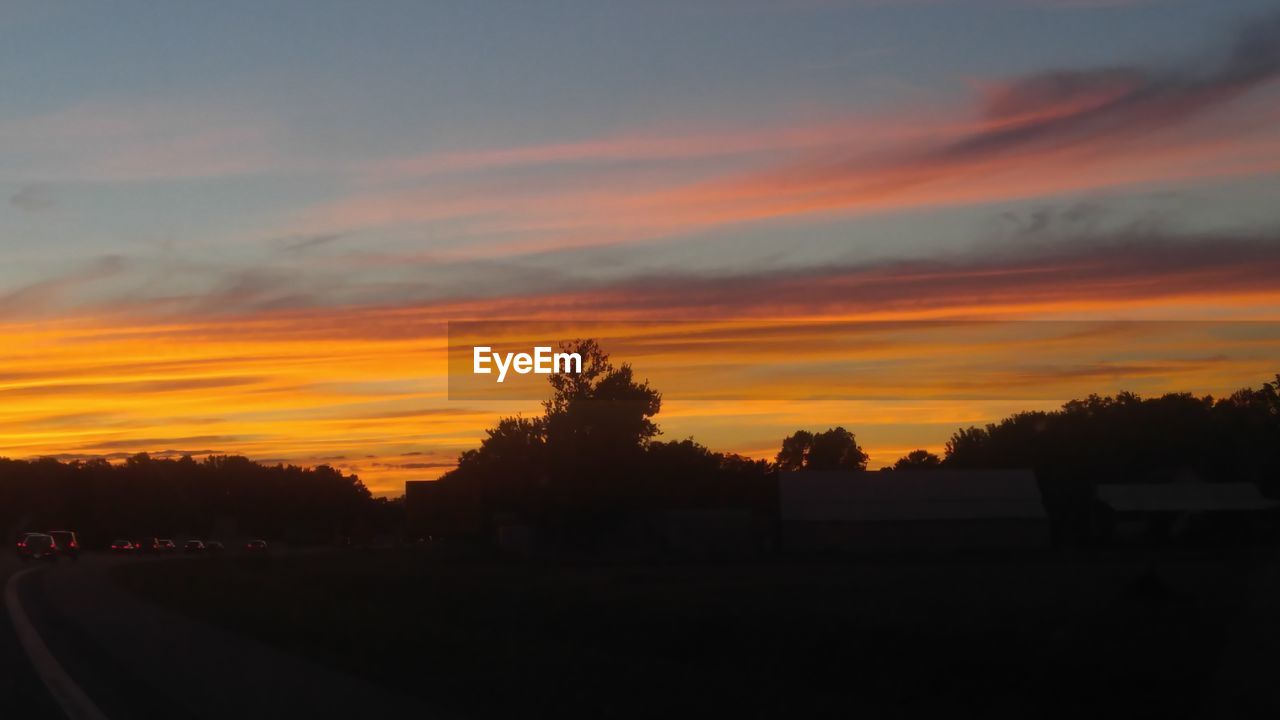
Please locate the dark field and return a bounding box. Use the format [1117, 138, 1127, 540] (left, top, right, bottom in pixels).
[111, 549, 1280, 718]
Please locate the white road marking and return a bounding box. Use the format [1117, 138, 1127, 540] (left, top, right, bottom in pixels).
[4, 567, 109, 720]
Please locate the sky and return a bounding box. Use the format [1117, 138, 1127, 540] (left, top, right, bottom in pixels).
[1, 0, 1279, 494]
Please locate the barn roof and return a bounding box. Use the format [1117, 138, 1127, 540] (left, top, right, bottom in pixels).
[1096, 482, 1277, 513]
[779, 469, 1045, 522]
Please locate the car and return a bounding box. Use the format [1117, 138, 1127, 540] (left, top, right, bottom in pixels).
[204, 541, 225, 553]
[244, 539, 269, 553]
[15, 533, 37, 559]
[157, 539, 177, 553]
[134, 538, 160, 554]
[183, 540, 205, 553]
[48, 530, 80, 561]
[110, 539, 136, 553]
[16, 533, 58, 562]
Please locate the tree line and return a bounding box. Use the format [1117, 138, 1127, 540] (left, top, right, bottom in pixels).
[436, 339, 1280, 544]
[755, 381, 1280, 488]
[0, 453, 384, 545]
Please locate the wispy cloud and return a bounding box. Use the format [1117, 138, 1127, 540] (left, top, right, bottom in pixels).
[298, 13, 1280, 256]
[274, 233, 347, 254]
[361, 119, 923, 180]
[0, 98, 284, 183]
[935, 12, 1280, 163]
[560, 231, 1280, 320]
[9, 183, 56, 212]
[0, 255, 129, 317]
[40, 226, 1280, 332]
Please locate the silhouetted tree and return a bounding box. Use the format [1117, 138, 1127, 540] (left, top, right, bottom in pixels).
[438, 341, 785, 547]
[642, 439, 773, 510]
[776, 431, 814, 472]
[894, 449, 941, 470]
[543, 339, 661, 463]
[439, 340, 669, 545]
[776, 427, 868, 471]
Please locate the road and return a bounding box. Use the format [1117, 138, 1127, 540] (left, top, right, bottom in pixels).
[3, 553, 438, 720]
[0, 556, 65, 719]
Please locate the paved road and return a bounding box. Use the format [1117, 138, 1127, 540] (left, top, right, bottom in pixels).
[4, 553, 438, 720]
[0, 556, 66, 719]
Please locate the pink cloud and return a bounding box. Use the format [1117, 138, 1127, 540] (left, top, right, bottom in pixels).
[295, 15, 1280, 256]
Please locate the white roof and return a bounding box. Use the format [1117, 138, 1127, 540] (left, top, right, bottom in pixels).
[1096, 482, 1277, 513]
[779, 469, 1045, 522]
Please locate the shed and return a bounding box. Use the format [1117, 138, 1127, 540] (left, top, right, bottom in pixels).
[1096, 482, 1277, 514]
[1094, 480, 1278, 542]
[779, 469, 1047, 552]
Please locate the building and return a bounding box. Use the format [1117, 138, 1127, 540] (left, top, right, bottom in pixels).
[778, 469, 1047, 552]
[1094, 479, 1278, 541]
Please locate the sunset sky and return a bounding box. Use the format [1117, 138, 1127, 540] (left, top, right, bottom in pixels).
[2, 0, 1280, 494]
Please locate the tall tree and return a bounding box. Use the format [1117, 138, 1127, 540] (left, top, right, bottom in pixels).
[776, 430, 814, 472]
[776, 427, 868, 471]
[543, 339, 661, 463]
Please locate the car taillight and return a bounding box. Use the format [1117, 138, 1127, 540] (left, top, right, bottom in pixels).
[16, 542, 25, 548]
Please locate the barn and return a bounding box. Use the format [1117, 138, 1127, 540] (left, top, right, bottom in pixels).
[778, 469, 1048, 552]
[1094, 479, 1278, 542]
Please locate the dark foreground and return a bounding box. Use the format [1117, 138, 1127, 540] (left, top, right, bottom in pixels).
[0, 558, 64, 720]
[8, 553, 432, 720]
[107, 547, 1280, 719]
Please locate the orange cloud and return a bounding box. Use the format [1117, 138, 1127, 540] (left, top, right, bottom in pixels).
[3, 268, 1278, 496]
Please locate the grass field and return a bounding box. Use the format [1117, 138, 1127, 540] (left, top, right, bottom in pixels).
[110, 548, 1272, 718]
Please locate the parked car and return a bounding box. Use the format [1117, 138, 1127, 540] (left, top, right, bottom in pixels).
[204, 541, 225, 553]
[183, 540, 205, 553]
[134, 538, 160, 554]
[48, 530, 80, 561]
[110, 539, 136, 553]
[16, 533, 58, 562]
[244, 539, 269, 553]
[157, 539, 177, 553]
